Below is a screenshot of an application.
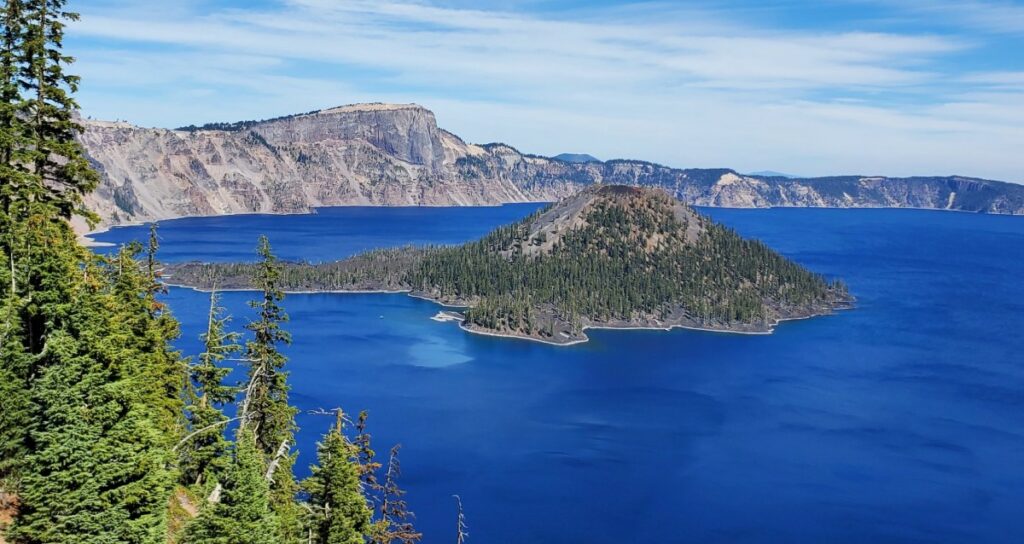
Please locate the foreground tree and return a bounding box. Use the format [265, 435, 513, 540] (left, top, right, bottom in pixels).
[303, 411, 372, 544]
[8, 242, 177, 544]
[184, 430, 278, 544]
[180, 290, 241, 489]
[240, 235, 301, 542]
[369, 445, 421, 544]
[19, 0, 98, 219]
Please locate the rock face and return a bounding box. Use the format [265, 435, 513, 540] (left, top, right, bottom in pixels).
[78, 103, 1024, 228]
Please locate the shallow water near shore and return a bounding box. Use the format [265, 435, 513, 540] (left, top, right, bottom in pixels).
[93, 205, 1024, 543]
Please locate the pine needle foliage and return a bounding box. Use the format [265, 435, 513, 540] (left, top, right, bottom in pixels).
[180, 290, 241, 489]
[302, 413, 372, 544]
[240, 235, 301, 543]
[183, 430, 278, 544]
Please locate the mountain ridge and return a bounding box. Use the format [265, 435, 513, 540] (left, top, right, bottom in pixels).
[76, 102, 1024, 231]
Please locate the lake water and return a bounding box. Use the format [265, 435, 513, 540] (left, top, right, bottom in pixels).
[92, 205, 1024, 544]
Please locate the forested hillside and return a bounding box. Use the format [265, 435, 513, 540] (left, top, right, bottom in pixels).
[0, 2, 430, 543]
[170, 186, 852, 344]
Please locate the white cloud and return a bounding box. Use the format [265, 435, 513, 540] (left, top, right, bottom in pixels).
[66, 0, 1024, 182]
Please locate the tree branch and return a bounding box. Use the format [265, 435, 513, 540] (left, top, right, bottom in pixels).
[172, 416, 242, 453]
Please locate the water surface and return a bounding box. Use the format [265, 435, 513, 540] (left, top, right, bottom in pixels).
[92, 206, 1024, 544]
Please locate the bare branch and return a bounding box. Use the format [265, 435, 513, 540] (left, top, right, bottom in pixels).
[454, 495, 468, 544]
[264, 439, 291, 483]
[172, 416, 244, 452]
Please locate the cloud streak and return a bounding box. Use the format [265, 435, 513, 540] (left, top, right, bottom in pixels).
[67, 0, 1024, 182]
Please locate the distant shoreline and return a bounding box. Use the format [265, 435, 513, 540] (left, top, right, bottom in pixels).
[456, 308, 845, 346]
[82, 201, 1024, 247]
[80, 202, 549, 245]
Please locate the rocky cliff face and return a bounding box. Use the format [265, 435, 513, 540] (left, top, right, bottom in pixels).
[78, 103, 1024, 229]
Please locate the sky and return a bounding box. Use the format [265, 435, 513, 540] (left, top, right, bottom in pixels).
[67, 0, 1024, 182]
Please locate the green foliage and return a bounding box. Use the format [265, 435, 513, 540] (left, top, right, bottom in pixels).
[303, 416, 372, 544]
[183, 431, 278, 544]
[179, 291, 241, 489]
[416, 192, 841, 334]
[240, 235, 301, 543]
[0, 275, 29, 490]
[0, 2, 412, 542]
[174, 189, 846, 339]
[7, 237, 178, 544]
[241, 236, 296, 455]
[14, 0, 98, 222]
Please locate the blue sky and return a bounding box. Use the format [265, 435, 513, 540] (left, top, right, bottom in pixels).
[68, 0, 1024, 181]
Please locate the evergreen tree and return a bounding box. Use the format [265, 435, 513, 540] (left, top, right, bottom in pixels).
[19, 0, 97, 220]
[108, 240, 187, 454]
[0, 265, 29, 493]
[9, 241, 176, 544]
[240, 235, 301, 543]
[184, 430, 278, 544]
[303, 412, 372, 544]
[0, 0, 32, 218]
[180, 290, 241, 489]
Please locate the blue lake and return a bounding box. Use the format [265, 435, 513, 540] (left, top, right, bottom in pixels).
[92, 206, 1024, 543]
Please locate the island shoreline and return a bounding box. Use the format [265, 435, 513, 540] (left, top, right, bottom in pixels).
[162, 281, 851, 346]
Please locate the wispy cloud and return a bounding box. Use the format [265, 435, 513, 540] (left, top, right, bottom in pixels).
[67, 0, 1024, 181]
[879, 0, 1024, 34]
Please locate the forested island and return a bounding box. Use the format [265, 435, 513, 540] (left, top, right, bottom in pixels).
[168, 186, 853, 345]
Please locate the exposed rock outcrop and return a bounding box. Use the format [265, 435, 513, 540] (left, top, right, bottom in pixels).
[77, 103, 1024, 229]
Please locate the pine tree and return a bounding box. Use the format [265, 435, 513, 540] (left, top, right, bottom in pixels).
[19, 0, 97, 220]
[180, 290, 241, 489]
[0, 270, 29, 495]
[0, 0, 32, 218]
[303, 412, 372, 544]
[9, 242, 176, 544]
[108, 240, 187, 453]
[240, 235, 301, 543]
[240, 236, 294, 455]
[184, 430, 278, 544]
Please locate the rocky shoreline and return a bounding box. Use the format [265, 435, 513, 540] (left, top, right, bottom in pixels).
[165, 277, 852, 346]
[453, 297, 853, 346]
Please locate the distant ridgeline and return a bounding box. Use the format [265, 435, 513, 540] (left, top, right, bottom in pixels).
[169, 186, 852, 344]
[78, 102, 1024, 230]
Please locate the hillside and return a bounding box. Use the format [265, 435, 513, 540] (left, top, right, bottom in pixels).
[554, 153, 601, 163]
[167, 186, 852, 344]
[76, 103, 1024, 231]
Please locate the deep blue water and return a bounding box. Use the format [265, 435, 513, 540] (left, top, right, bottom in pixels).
[91, 206, 1024, 544]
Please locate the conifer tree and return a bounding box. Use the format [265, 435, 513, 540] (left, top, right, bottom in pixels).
[240, 235, 301, 542]
[9, 242, 176, 544]
[184, 430, 278, 544]
[0, 269, 29, 493]
[19, 0, 97, 220]
[180, 290, 241, 488]
[0, 0, 32, 217]
[240, 236, 294, 454]
[303, 412, 372, 544]
[108, 240, 187, 452]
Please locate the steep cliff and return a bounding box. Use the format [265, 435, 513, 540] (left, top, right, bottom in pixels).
[78, 103, 1024, 228]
